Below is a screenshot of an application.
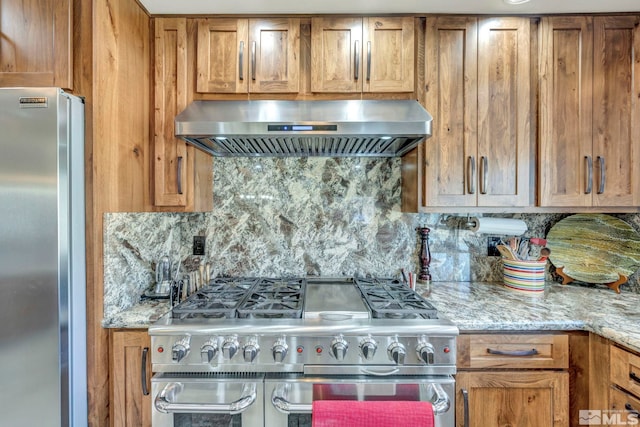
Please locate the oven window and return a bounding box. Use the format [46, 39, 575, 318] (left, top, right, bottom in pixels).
[287, 414, 312, 427]
[173, 414, 242, 427]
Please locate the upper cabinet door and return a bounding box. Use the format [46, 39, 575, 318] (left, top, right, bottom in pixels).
[197, 18, 300, 93]
[476, 17, 531, 207]
[0, 0, 72, 89]
[311, 17, 363, 93]
[423, 16, 478, 207]
[249, 18, 300, 93]
[196, 18, 249, 93]
[154, 18, 189, 207]
[539, 17, 594, 207]
[592, 16, 640, 207]
[363, 17, 415, 93]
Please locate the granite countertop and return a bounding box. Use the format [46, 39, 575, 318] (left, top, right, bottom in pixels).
[102, 281, 640, 353]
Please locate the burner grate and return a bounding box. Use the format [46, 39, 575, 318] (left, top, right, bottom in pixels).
[237, 278, 306, 319]
[171, 278, 259, 319]
[354, 277, 438, 319]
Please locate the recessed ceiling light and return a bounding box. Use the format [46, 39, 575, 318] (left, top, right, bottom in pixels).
[504, 0, 531, 4]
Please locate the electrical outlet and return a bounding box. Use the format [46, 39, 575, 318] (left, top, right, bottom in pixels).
[193, 236, 205, 256]
[487, 236, 501, 256]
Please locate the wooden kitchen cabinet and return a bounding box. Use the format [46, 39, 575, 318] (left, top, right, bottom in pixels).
[110, 330, 152, 427]
[405, 17, 531, 210]
[311, 17, 415, 93]
[539, 15, 640, 207]
[154, 18, 213, 211]
[456, 334, 570, 427]
[610, 345, 640, 416]
[0, 0, 73, 89]
[196, 18, 300, 93]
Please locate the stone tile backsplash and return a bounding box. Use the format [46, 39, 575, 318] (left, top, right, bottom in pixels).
[103, 157, 640, 318]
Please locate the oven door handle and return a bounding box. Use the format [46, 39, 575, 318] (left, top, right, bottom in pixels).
[272, 383, 312, 414]
[154, 382, 257, 415]
[359, 367, 400, 376]
[271, 382, 451, 415]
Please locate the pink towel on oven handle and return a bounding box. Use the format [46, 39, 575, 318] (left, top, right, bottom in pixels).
[311, 400, 435, 427]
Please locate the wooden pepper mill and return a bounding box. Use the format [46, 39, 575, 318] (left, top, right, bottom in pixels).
[417, 226, 432, 284]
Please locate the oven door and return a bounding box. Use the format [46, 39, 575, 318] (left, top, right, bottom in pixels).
[265, 374, 455, 427]
[151, 373, 264, 427]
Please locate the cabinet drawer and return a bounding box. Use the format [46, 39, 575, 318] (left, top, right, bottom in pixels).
[457, 334, 569, 369]
[610, 386, 640, 423]
[611, 345, 640, 397]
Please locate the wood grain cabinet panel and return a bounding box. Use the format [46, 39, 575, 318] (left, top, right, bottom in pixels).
[0, 0, 72, 88]
[197, 18, 300, 93]
[456, 333, 570, 427]
[311, 17, 414, 93]
[110, 330, 152, 427]
[539, 15, 640, 207]
[155, 18, 213, 211]
[413, 16, 530, 210]
[456, 371, 570, 427]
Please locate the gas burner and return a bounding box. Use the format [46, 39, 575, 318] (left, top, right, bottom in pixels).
[171, 277, 259, 319]
[354, 277, 437, 319]
[237, 278, 306, 319]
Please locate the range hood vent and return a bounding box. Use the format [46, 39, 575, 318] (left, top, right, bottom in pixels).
[175, 100, 432, 157]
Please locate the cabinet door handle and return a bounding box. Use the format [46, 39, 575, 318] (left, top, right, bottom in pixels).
[141, 347, 149, 396]
[177, 156, 183, 195]
[597, 156, 606, 194]
[480, 156, 488, 194]
[251, 41, 256, 81]
[467, 156, 476, 194]
[585, 156, 593, 194]
[461, 388, 469, 427]
[625, 403, 640, 419]
[366, 41, 371, 82]
[238, 41, 244, 81]
[354, 40, 360, 80]
[630, 371, 640, 385]
[487, 348, 539, 357]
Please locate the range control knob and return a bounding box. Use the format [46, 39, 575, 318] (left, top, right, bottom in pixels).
[222, 335, 239, 360]
[243, 337, 260, 363]
[387, 341, 406, 365]
[416, 341, 435, 365]
[200, 339, 218, 363]
[330, 335, 349, 361]
[359, 337, 378, 360]
[171, 336, 191, 363]
[271, 337, 288, 363]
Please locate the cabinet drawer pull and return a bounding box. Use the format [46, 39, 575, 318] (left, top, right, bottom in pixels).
[486, 348, 539, 357]
[585, 156, 593, 194]
[177, 156, 183, 195]
[597, 156, 606, 194]
[251, 41, 256, 81]
[354, 40, 360, 80]
[141, 347, 149, 396]
[366, 41, 371, 82]
[625, 403, 640, 419]
[467, 156, 476, 194]
[238, 41, 244, 80]
[480, 156, 488, 194]
[461, 388, 469, 427]
[630, 371, 640, 385]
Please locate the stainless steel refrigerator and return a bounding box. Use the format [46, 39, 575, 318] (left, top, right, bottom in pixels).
[0, 88, 87, 426]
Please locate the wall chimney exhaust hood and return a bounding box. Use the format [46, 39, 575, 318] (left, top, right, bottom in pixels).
[175, 100, 432, 157]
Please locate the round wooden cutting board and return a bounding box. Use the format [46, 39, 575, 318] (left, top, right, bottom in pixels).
[546, 214, 640, 284]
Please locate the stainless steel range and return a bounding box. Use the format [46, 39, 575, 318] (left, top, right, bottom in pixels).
[149, 277, 458, 427]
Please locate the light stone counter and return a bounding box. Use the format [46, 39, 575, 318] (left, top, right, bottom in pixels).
[102, 281, 640, 353]
[420, 281, 640, 353]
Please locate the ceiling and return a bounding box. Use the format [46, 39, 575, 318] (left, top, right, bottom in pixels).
[138, 0, 640, 15]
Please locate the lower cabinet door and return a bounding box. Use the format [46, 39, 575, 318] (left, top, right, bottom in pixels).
[110, 330, 152, 427]
[456, 371, 569, 427]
